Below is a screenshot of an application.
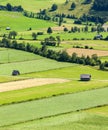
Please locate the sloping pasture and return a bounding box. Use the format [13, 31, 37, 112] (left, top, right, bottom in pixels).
[2, 106, 108, 130]
[0, 87, 108, 127]
[0, 0, 65, 12]
[0, 48, 42, 63]
[0, 58, 75, 75]
[0, 11, 55, 32]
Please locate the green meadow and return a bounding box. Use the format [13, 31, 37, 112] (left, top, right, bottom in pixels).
[0, 11, 55, 32]
[1, 106, 108, 130]
[0, 0, 65, 12]
[0, 87, 108, 127]
[0, 0, 108, 129]
[0, 48, 42, 63]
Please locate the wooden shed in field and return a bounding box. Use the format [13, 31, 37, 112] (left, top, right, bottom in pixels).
[6, 27, 11, 30]
[12, 70, 20, 76]
[80, 74, 91, 81]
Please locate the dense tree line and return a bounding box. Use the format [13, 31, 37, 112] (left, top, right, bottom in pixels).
[0, 38, 101, 67]
[0, 3, 23, 12]
[92, 0, 108, 11]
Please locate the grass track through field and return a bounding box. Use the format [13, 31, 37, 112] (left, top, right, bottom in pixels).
[0, 87, 108, 127]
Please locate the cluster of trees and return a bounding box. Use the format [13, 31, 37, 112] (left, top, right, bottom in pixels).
[41, 36, 61, 47]
[0, 3, 23, 12]
[92, 0, 108, 11]
[51, 4, 58, 11]
[99, 61, 108, 70]
[73, 45, 93, 49]
[70, 2, 76, 10]
[80, 14, 106, 24]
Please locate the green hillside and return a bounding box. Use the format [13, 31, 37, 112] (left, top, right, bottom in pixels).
[0, 11, 55, 32]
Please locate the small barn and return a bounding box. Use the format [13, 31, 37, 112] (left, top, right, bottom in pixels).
[80, 74, 91, 81]
[12, 70, 20, 76]
[6, 27, 11, 30]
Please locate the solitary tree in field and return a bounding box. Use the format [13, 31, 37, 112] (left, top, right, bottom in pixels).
[51, 4, 58, 11]
[6, 3, 12, 11]
[70, 2, 76, 10]
[32, 32, 37, 40]
[58, 15, 63, 26]
[56, 36, 61, 46]
[47, 27, 53, 34]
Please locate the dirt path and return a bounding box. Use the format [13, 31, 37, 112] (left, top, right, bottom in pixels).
[0, 78, 69, 92]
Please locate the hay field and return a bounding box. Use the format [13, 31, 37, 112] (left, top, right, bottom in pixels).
[67, 48, 108, 57]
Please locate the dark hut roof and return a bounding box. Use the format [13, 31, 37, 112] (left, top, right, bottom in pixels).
[80, 74, 91, 79]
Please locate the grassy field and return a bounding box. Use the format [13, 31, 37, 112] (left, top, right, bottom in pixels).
[0, 11, 55, 32]
[0, 79, 108, 106]
[0, 48, 42, 63]
[0, 0, 66, 12]
[0, 1, 108, 129]
[23, 65, 108, 80]
[1, 65, 108, 105]
[1, 106, 108, 130]
[0, 87, 108, 127]
[0, 57, 76, 75]
[0, 75, 25, 83]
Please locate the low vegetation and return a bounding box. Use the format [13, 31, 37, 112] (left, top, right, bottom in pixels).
[0, 0, 108, 129]
[0, 87, 108, 127]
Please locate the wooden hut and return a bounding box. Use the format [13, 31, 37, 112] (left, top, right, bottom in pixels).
[80, 74, 91, 81]
[12, 70, 20, 76]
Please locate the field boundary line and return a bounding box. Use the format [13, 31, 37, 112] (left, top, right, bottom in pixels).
[0, 104, 108, 128]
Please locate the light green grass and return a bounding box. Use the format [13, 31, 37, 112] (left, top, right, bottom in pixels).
[0, 78, 108, 106]
[0, 87, 108, 127]
[0, 58, 75, 75]
[0, 48, 42, 63]
[100, 56, 108, 62]
[0, 11, 55, 32]
[0, 0, 65, 12]
[2, 106, 108, 130]
[23, 65, 108, 80]
[0, 75, 25, 83]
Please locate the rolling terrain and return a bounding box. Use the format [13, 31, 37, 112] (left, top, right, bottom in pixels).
[0, 0, 108, 130]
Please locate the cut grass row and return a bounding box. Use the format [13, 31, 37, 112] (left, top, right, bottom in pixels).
[2, 106, 108, 130]
[0, 11, 55, 32]
[0, 0, 65, 12]
[0, 87, 108, 127]
[0, 58, 75, 75]
[0, 79, 108, 106]
[0, 48, 42, 63]
[23, 65, 108, 80]
[0, 75, 25, 83]
[1, 65, 108, 105]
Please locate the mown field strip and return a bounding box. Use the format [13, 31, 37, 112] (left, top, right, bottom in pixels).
[0, 87, 108, 127]
[2, 106, 108, 130]
[0, 48, 42, 63]
[0, 78, 69, 92]
[0, 59, 75, 75]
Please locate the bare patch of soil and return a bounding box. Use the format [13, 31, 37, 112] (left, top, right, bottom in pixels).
[67, 48, 108, 57]
[0, 78, 69, 92]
